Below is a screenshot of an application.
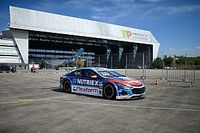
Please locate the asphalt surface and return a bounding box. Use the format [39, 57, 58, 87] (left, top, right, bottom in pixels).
[0, 70, 200, 133]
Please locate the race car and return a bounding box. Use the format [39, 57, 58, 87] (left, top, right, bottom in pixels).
[59, 67, 145, 99]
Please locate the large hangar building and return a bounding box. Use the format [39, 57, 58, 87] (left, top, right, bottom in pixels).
[0, 6, 160, 68]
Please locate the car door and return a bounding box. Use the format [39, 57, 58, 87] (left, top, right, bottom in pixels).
[72, 69, 102, 96]
[70, 69, 83, 93]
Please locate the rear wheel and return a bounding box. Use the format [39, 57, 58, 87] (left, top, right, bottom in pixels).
[103, 84, 116, 99]
[63, 80, 71, 93]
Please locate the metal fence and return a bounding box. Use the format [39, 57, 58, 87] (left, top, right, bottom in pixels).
[92, 53, 151, 69]
[28, 52, 151, 69]
[160, 67, 195, 87]
[27, 52, 196, 87]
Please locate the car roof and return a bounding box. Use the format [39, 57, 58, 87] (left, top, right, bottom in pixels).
[74, 67, 110, 72]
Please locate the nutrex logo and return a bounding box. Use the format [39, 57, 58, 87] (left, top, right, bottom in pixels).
[77, 79, 99, 86]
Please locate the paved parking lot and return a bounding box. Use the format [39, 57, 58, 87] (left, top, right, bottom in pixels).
[0, 71, 200, 133]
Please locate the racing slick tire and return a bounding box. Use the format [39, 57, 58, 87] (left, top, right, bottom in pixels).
[103, 84, 116, 99]
[63, 80, 71, 93]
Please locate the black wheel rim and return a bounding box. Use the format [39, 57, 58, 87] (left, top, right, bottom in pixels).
[104, 85, 114, 99]
[64, 81, 71, 92]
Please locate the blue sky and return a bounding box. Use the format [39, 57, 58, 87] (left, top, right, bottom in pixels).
[0, 0, 200, 57]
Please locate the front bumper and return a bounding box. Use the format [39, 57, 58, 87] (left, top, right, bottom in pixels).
[116, 85, 145, 99]
[116, 93, 145, 99]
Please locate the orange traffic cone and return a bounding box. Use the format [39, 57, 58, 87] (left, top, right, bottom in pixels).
[155, 80, 158, 85]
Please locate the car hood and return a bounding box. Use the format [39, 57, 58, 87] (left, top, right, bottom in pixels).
[107, 77, 143, 86]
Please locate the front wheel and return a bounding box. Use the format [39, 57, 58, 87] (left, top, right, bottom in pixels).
[63, 80, 71, 93]
[103, 84, 116, 99]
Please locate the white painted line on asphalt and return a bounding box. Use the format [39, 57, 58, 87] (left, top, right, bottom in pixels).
[0, 95, 67, 104]
[48, 99, 200, 112]
[1, 95, 200, 112]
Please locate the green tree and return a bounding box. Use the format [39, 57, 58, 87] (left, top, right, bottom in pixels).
[152, 57, 164, 69]
[175, 56, 186, 66]
[163, 56, 173, 67]
[194, 56, 200, 65]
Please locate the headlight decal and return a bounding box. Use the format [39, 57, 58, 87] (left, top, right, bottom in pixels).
[116, 82, 132, 90]
[116, 83, 133, 96]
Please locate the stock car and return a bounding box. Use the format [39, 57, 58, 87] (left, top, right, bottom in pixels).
[59, 67, 145, 99]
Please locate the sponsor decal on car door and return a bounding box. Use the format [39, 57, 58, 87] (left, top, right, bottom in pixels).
[71, 78, 102, 96]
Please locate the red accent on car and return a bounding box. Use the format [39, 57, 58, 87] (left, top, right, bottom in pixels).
[108, 79, 142, 86]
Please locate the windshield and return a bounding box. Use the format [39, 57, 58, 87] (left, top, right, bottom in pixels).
[98, 70, 125, 78]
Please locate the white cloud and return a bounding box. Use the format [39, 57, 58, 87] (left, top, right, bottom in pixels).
[182, 48, 193, 51]
[62, 0, 91, 8]
[169, 48, 176, 52]
[159, 47, 200, 57]
[140, 0, 163, 2]
[196, 46, 200, 50]
[167, 5, 200, 15]
[32, 0, 88, 12]
[90, 1, 200, 23]
[90, 0, 150, 22]
[31, 0, 200, 24]
[92, 6, 111, 13]
[145, 5, 200, 19]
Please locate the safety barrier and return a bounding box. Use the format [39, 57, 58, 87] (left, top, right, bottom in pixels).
[14, 67, 196, 87]
[161, 68, 195, 87]
[116, 68, 196, 87]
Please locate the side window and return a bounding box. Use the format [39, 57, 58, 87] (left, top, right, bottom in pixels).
[72, 70, 82, 77]
[84, 70, 97, 78]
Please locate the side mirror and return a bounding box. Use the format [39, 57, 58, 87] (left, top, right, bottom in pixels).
[91, 75, 98, 79]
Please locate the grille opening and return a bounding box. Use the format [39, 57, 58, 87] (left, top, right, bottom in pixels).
[132, 87, 145, 94]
